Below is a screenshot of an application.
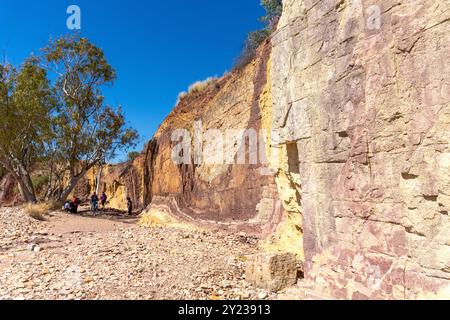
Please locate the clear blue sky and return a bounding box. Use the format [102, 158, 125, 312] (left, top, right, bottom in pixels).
[0, 0, 266, 162]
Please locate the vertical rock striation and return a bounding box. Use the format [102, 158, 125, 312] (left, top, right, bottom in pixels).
[4, 0, 446, 299]
[142, 42, 288, 236]
[271, 0, 450, 299]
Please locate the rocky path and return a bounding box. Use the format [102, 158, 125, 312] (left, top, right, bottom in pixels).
[0, 206, 297, 300]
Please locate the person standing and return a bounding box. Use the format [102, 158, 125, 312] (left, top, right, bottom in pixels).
[70, 196, 81, 214]
[127, 197, 133, 216]
[91, 192, 99, 213]
[100, 192, 108, 209]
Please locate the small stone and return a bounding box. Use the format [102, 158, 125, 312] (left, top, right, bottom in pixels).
[84, 276, 94, 283]
[258, 292, 267, 300]
[242, 292, 251, 299]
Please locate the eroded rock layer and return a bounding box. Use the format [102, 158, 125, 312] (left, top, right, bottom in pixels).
[143, 42, 288, 237]
[270, 0, 450, 299]
[0, 174, 22, 206]
[4, 0, 447, 300]
[78, 43, 289, 240]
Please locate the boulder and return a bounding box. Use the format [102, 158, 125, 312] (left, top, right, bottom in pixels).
[246, 253, 298, 292]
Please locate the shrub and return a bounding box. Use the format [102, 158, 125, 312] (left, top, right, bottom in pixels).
[32, 175, 49, 193]
[260, 0, 283, 28]
[234, 29, 270, 69]
[233, 0, 283, 69]
[187, 77, 218, 95]
[24, 203, 51, 221]
[128, 151, 140, 161]
[176, 91, 188, 105]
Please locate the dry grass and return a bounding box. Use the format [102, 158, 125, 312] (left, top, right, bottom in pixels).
[24, 203, 51, 221]
[187, 77, 218, 95]
[175, 77, 219, 106]
[176, 91, 188, 105]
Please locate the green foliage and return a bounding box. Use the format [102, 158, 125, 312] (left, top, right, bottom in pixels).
[37, 35, 138, 200]
[234, 29, 270, 69]
[234, 0, 283, 69]
[127, 151, 140, 161]
[0, 62, 55, 202]
[0, 35, 139, 203]
[32, 175, 50, 192]
[260, 0, 283, 27]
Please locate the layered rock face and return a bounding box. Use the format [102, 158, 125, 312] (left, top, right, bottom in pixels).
[142, 42, 289, 237]
[4, 0, 446, 299]
[78, 43, 292, 241]
[79, 0, 449, 299]
[271, 0, 450, 299]
[73, 158, 146, 211]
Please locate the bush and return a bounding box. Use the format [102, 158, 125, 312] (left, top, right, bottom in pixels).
[234, 29, 270, 69]
[32, 175, 49, 193]
[176, 91, 188, 105]
[24, 203, 51, 221]
[128, 151, 140, 161]
[187, 77, 218, 95]
[233, 0, 283, 69]
[175, 77, 219, 105]
[260, 0, 283, 28]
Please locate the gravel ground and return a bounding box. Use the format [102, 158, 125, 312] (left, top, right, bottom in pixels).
[0, 206, 297, 300]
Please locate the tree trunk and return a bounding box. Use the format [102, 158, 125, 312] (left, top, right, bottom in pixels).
[57, 169, 88, 205]
[59, 177, 80, 203]
[0, 158, 37, 203]
[16, 176, 37, 203]
[95, 166, 103, 194]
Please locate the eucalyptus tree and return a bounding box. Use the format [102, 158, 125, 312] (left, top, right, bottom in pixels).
[38, 35, 138, 203]
[0, 62, 55, 203]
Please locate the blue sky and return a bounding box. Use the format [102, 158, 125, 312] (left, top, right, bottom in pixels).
[0, 0, 266, 162]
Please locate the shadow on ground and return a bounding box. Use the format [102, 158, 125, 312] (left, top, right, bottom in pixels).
[67, 207, 140, 224]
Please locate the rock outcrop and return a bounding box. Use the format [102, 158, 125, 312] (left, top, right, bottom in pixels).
[142, 42, 290, 238]
[74, 157, 146, 212]
[5, 0, 446, 300]
[246, 253, 299, 291]
[269, 0, 450, 299]
[79, 0, 449, 300]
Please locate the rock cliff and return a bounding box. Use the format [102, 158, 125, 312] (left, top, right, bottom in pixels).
[80, 42, 291, 240]
[269, 0, 450, 299]
[77, 0, 449, 299]
[3, 0, 448, 299]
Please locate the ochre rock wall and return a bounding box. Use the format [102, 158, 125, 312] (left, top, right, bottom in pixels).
[73, 156, 146, 212]
[72, 0, 449, 299]
[78, 44, 290, 242]
[142, 42, 289, 237]
[0, 174, 22, 206]
[270, 0, 450, 299]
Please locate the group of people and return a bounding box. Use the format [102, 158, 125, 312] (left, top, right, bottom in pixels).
[64, 192, 133, 215]
[90, 192, 108, 213]
[64, 196, 82, 214]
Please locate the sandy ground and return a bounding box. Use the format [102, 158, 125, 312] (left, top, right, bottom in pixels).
[0, 206, 304, 300]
